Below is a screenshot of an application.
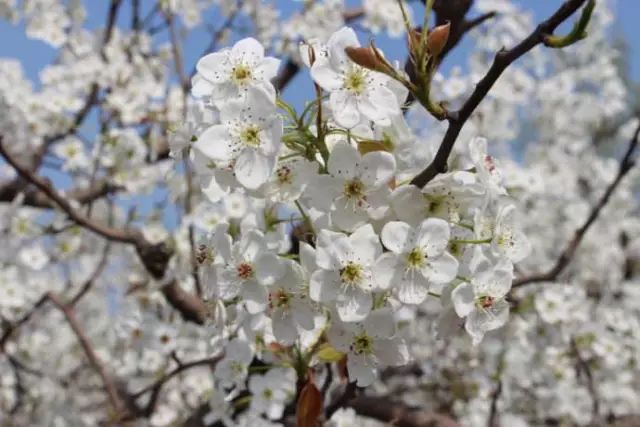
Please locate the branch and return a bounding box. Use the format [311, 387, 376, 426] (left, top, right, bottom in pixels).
[0, 177, 121, 208]
[130, 354, 223, 418]
[0, 294, 49, 353]
[570, 337, 599, 421]
[1, 136, 208, 324]
[46, 292, 128, 418]
[0, 137, 138, 244]
[410, 0, 590, 187]
[512, 122, 640, 288]
[348, 395, 460, 427]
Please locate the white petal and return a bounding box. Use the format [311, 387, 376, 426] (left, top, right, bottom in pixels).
[396, 275, 429, 304]
[336, 286, 372, 322]
[359, 151, 395, 187]
[422, 252, 459, 284]
[328, 142, 359, 179]
[255, 253, 284, 285]
[243, 282, 268, 314]
[349, 224, 381, 265]
[194, 125, 235, 161]
[465, 310, 488, 345]
[374, 337, 409, 366]
[232, 37, 264, 61]
[316, 229, 351, 270]
[309, 269, 340, 303]
[363, 307, 395, 338]
[331, 197, 368, 232]
[291, 301, 315, 330]
[235, 149, 274, 190]
[310, 61, 343, 91]
[359, 85, 399, 125]
[390, 185, 426, 225]
[487, 258, 514, 298]
[347, 354, 376, 387]
[372, 252, 402, 291]
[484, 299, 510, 331]
[380, 221, 413, 254]
[327, 27, 360, 71]
[416, 218, 450, 257]
[299, 242, 317, 275]
[237, 229, 266, 262]
[451, 282, 475, 318]
[330, 91, 360, 129]
[196, 51, 228, 83]
[272, 310, 297, 345]
[256, 57, 281, 81]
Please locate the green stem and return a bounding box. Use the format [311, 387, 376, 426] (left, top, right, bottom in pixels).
[450, 237, 492, 245]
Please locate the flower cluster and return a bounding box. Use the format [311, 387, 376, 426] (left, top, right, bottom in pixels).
[186, 27, 531, 390]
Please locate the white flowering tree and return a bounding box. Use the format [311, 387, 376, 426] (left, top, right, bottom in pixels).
[0, 0, 639, 426]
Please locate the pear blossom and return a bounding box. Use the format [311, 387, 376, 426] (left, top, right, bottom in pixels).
[248, 368, 296, 419]
[309, 142, 395, 231]
[214, 338, 255, 389]
[310, 27, 405, 128]
[451, 251, 514, 345]
[215, 229, 285, 314]
[193, 37, 280, 106]
[194, 87, 283, 190]
[310, 224, 382, 322]
[267, 257, 316, 345]
[375, 218, 459, 304]
[327, 308, 409, 386]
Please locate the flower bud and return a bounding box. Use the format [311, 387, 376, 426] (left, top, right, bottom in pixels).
[427, 22, 451, 57]
[345, 46, 384, 72]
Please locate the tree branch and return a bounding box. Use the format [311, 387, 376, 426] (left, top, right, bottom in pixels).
[348, 395, 460, 427]
[0, 137, 138, 244]
[512, 122, 640, 288]
[129, 354, 224, 418]
[46, 292, 128, 418]
[410, 0, 590, 187]
[1, 136, 208, 323]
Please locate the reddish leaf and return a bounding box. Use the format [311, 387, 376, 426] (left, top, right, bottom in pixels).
[296, 379, 323, 427]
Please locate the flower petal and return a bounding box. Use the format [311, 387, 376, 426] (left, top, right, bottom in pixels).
[235, 149, 274, 190]
[359, 151, 395, 187]
[255, 253, 284, 285]
[194, 125, 235, 161]
[416, 218, 450, 257]
[381, 221, 413, 254]
[309, 269, 340, 303]
[451, 282, 475, 318]
[336, 286, 372, 322]
[328, 142, 359, 179]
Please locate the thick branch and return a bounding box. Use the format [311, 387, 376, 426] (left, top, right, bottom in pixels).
[348, 395, 460, 427]
[512, 122, 639, 288]
[1, 137, 207, 323]
[0, 177, 121, 207]
[411, 0, 590, 187]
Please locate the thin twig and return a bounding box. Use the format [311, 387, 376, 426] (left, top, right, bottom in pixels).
[0, 137, 138, 244]
[410, 0, 590, 187]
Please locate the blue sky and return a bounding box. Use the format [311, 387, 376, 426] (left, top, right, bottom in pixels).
[1, 1, 639, 108]
[0, 1, 638, 226]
